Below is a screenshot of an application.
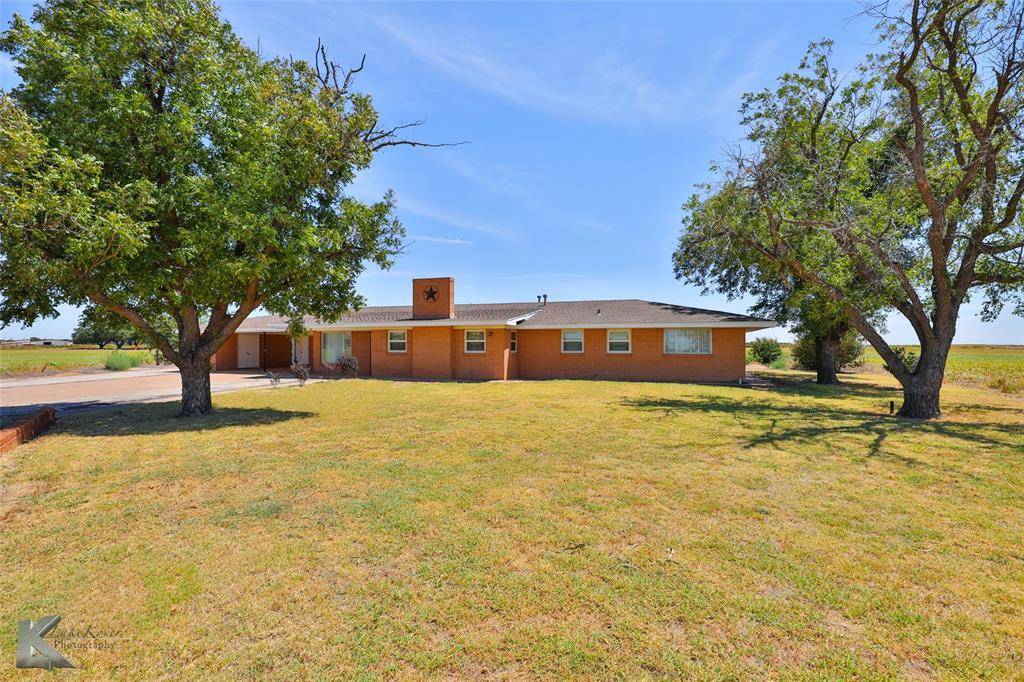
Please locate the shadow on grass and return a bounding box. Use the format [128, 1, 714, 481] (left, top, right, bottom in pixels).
[622, 390, 1024, 461]
[53, 404, 316, 437]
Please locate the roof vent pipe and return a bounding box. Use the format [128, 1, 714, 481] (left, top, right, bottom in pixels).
[543, 294, 548, 306]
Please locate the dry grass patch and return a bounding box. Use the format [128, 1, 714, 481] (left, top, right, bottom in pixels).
[1, 373, 1022, 679]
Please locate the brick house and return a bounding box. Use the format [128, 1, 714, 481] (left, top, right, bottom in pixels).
[213, 277, 775, 382]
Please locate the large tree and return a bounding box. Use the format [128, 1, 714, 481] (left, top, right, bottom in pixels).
[674, 203, 879, 385]
[0, 0, 440, 415]
[678, 0, 1024, 419]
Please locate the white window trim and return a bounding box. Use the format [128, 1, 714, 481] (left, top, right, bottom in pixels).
[464, 329, 486, 354]
[561, 329, 585, 354]
[606, 329, 631, 354]
[387, 330, 408, 353]
[663, 328, 713, 355]
[510, 330, 517, 353]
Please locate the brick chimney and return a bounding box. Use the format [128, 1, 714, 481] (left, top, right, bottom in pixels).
[412, 277, 455, 319]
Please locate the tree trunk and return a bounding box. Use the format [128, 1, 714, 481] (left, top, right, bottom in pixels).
[897, 374, 942, 418]
[814, 335, 840, 385]
[178, 357, 213, 416]
[896, 343, 947, 419]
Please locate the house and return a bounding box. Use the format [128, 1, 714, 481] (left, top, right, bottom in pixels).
[213, 277, 776, 382]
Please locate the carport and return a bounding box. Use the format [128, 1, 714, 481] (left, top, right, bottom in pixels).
[217, 331, 310, 370]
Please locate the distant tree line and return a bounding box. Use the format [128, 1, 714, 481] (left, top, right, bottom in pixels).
[70, 307, 140, 349]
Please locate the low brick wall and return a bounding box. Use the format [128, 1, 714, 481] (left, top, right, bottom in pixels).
[0, 407, 56, 453]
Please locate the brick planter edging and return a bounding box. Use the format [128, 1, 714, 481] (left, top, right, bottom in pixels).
[0, 407, 56, 453]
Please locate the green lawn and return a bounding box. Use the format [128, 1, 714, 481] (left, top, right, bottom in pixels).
[0, 346, 154, 375]
[1, 373, 1022, 679]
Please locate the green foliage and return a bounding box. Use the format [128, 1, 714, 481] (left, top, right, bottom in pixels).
[749, 337, 782, 364]
[71, 306, 139, 348]
[0, 0, 421, 409]
[792, 331, 865, 372]
[769, 355, 789, 370]
[675, 4, 1024, 412]
[884, 347, 919, 376]
[105, 351, 142, 371]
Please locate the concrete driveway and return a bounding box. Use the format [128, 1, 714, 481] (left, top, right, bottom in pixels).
[0, 366, 313, 418]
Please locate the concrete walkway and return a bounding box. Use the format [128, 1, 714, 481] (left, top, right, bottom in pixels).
[0, 367, 315, 418]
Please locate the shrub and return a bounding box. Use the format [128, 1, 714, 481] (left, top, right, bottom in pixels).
[323, 356, 359, 379]
[105, 352, 141, 371]
[769, 355, 789, 370]
[884, 346, 919, 375]
[791, 331, 865, 372]
[290, 362, 310, 387]
[748, 337, 782, 364]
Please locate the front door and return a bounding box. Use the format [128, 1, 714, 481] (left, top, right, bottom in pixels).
[237, 334, 259, 369]
[293, 336, 310, 365]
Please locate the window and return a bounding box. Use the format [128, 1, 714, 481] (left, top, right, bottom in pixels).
[321, 332, 352, 364]
[510, 330, 517, 353]
[664, 328, 712, 355]
[465, 330, 486, 353]
[388, 330, 407, 353]
[607, 329, 631, 353]
[561, 329, 584, 353]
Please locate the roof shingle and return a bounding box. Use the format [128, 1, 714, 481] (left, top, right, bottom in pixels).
[235, 299, 773, 331]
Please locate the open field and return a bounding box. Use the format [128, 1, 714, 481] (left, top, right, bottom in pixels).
[1, 373, 1022, 679]
[0, 346, 154, 375]
[862, 344, 1024, 394]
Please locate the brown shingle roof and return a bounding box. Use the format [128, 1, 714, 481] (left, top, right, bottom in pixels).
[235, 299, 773, 331]
[236, 303, 541, 331]
[517, 300, 771, 327]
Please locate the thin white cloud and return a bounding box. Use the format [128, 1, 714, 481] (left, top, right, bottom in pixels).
[347, 170, 519, 242]
[409, 234, 473, 246]
[371, 15, 677, 122]
[441, 155, 538, 200]
[397, 195, 518, 241]
[369, 12, 779, 127]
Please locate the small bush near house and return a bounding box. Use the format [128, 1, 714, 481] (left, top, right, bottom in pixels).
[748, 337, 782, 364]
[105, 352, 141, 371]
[884, 346, 919, 375]
[290, 362, 310, 387]
[769, 355, 789, 369]
[791, 331, 865, 372]
[323, 356, 359, 379]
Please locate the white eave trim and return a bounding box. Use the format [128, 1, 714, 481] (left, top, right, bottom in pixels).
[518, 321, 777, 330]
[237, 316, 776, 333]
[302, 318, 526, 331]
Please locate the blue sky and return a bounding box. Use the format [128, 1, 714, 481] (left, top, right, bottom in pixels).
[2, 1, 1022, 344]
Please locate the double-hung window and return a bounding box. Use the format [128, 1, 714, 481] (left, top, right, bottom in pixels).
[510, 330, 518, 353]
[465, 330, 486, 353]
[388, 330, 407, 353]
[663, 328, 712, 355]
[561, 330, 584, 353]
[321, 332, 352, 363]
[606, 329, 631, 353]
